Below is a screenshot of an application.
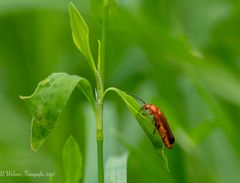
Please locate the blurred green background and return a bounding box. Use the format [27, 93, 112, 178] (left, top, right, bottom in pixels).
[1, 0, 240, 182]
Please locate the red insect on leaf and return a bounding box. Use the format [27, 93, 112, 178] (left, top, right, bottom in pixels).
[132, 94, 175, 149]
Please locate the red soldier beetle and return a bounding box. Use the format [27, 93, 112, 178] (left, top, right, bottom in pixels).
[130, 94, 175, 149]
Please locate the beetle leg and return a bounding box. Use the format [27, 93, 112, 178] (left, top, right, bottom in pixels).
[138, 107, 151, 116]
[153, 128, 157, 135]
[138, 106, 144, 113]
[152, 119, 159, 134]
[142, 113, 151, 116]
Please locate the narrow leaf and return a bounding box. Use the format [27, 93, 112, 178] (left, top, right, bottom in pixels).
[69, 2, 96, 73]
[105, 153, 128, 183]
[104, 87, 170, 171]
[20, 73, 95, 151]
[63, 136, 83, 183]
[104, 87, 164, 150]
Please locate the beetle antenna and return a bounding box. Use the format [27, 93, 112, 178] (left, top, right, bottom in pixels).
[127, 93, 146, 105]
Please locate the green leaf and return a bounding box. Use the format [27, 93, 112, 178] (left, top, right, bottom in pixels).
[69, 2, 96, 73]
[104, 87, 164, 150]
[105, 152, 128, 183]
[63, 136, 83, 183]
[104, 87, 171, 171]
[20, 73, 95, 151]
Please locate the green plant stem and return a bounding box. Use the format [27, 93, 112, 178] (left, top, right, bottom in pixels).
[100, 0, 109, 84]
[95, 1, 109, 183]
[97, 137, 104, 183]
[96, 99, 104, 183]
[97, 129, 104, 183]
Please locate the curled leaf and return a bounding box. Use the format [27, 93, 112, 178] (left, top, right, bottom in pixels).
[20, 73, 95, 151]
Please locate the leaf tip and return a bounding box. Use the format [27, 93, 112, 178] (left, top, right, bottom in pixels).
[30, 134, 45, 152]
[69, 2, 76, 14]
[19, 95, 30, 102]
[19, 95, 25, 100]
[67, 135, 74, 142]
[64, 135, 76, 147]
[69, 1, 73, 7]
[30, 142, 40, 152]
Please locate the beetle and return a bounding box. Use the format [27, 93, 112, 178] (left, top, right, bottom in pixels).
[131, 94, 175, 149]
